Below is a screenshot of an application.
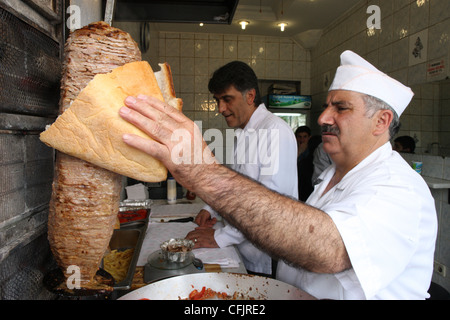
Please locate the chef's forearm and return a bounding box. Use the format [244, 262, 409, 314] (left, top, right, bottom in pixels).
[191, 162, 351, 274]
[119, 96, 350, 273]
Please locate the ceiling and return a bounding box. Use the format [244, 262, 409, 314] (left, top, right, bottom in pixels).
[145, 0, 363, 48]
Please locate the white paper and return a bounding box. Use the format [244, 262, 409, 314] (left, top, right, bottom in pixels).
[150, 202, 205, 220]
[125, 183, 148, 200]
[137, 221, 240, 268]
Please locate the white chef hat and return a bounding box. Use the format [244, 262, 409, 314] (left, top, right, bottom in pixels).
[329, 50, 414, 116]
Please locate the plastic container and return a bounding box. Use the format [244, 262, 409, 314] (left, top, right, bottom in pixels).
[167, 177, 177, 204]
[412, 161, 422, 175]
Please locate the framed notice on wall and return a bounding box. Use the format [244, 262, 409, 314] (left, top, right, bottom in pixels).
[427, 58, 446, 81]
[409, 29, 428, 66]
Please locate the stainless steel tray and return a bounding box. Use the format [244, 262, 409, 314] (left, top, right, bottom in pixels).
[107, 221, 147, 290]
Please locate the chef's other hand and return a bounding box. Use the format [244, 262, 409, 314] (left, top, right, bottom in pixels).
[195, 209, 217, 228]
[186, 227, 218, 249]
[119, 95, 217, 190]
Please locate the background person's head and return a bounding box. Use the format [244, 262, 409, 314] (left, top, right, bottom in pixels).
[208, 61, 262, 129]
[208, 61, 262, 108]
[394, 136, 416, 153]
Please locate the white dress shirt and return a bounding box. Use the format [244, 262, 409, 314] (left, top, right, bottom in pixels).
[277, 142, 438, 299]
[312, 142, 332, 185]
[203, 104, 298, 274]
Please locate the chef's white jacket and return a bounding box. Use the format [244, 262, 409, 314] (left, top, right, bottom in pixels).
[277, 142, 438, 299]
[203, 104, 298, 274]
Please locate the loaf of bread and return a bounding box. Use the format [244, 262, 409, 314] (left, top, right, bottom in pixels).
[40, 60, 181, 182]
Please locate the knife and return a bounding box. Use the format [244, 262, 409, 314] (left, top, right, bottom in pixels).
[104, 0, 116, 26]
[166, 217, 194, 223]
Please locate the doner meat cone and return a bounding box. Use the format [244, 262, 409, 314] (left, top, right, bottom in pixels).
[47, 22, 141, 291]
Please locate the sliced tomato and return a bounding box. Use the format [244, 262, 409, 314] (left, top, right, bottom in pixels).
[189, 286, 206, 300]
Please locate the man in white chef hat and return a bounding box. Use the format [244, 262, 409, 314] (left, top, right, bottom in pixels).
[120, 51, 438, 299]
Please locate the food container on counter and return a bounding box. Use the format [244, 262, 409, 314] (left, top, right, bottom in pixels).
[104, 221, 148, 290]
[118, 199, 152, 225]
[160, 238, 194, 263]
[167, 177, 177, 204]
[412, 161, 422, 175]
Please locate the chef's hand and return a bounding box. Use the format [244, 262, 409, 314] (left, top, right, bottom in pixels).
[195, 209, 217, 228]
[186, 227, 219, 249]
[119, 95, 217, 191]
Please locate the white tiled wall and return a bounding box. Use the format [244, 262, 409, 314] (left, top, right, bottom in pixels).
[157, 32, 310, 132]
[113, 23, 310, 162]
[310, 0, 450, 140]
[310, 0, 450, 293]
[400, 152, 450, 292]
[400, 81, 441, 155]
[156, 32, 310, 163]
[439, 80, 450, 156]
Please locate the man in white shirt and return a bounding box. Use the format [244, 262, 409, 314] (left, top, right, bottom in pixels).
[120, 51, 437, 299]
[312, 142, 332, 185]
[185, 61, 298, 276]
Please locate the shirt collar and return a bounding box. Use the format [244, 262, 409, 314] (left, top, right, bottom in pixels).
[243, 103, 267, 131]
[235, 103, 267, 137]
[316, 142, 393, 189]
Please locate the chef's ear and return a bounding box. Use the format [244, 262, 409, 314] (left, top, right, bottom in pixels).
[245, 89, 256, 106]
[373, 109, 393, 136]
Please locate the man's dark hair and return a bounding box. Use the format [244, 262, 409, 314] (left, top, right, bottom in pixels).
[295, 126, 311, 136]
[208, 61, 262, 106]
[395, 136, 416, 153]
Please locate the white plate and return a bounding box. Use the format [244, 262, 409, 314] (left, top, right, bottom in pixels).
[119, 272, 315, 300]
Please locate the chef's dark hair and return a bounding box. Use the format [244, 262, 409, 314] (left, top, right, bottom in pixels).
[208, 61, 262, 107]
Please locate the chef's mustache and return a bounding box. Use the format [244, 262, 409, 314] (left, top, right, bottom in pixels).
[321, 125, 340, 136]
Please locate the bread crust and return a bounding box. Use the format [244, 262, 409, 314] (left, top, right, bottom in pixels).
[155, 62, 183, 111]
[41, 61, 172, 182]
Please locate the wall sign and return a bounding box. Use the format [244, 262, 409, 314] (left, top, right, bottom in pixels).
[427, 58, 446, 81]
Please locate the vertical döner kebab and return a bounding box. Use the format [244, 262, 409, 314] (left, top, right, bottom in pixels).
[47, 22, 141, 291]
